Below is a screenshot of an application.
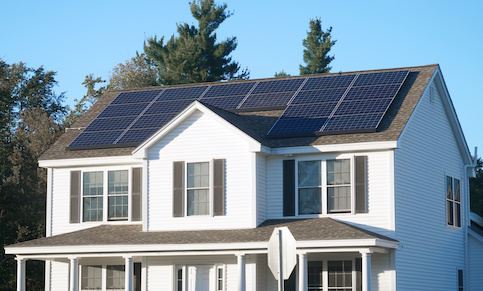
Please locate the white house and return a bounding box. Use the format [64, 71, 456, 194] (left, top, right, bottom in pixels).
[5, 64, 482, 291]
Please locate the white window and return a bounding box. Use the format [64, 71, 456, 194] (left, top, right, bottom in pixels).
[307, 260, 359, 291]
[297, 159, 352, 215]
[108, 170, 129, 220]
[176, 266, 185, 291]
[447, 176, 461, 227]
[81, 265, 125, 291]
[216, 266, 225, 291]
[81, 169, 132, 222]
[187, 162, 210, 216]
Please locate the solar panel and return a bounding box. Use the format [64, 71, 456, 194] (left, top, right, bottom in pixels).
[98, 102, 151, 118]
[203, 82, 255, 98]
[353, 70, 409, 86]
[200, 95, 247, 109]
[302, 74, 356, 90]
[84, 116, 137, 132]
[157, 86, 208, 101]
[238, 91, 295, 109]
[252, 78, 304, 94]
[68, 130, 124, 149]
[291, 88, 347, 104]
[110, 90, 163, 105]
[68, 69, 411, 149]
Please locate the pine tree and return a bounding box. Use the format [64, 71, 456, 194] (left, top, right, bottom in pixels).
[144, 0, 248, 85]
[300, 18, 336, 75]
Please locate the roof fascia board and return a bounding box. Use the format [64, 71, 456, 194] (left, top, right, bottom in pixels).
[4, 238, 396, 256]
[38, 156, 142, 168]
[269, 141, 398, 156]
[132, 101, 262, 159]
[433, 66, 473, 165]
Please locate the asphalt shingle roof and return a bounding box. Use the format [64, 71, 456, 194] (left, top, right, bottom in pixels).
[39, 64, 438, 161]
[7, 218, 396, 249]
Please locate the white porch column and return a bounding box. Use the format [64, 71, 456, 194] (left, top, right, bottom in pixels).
[124, 256, 133, 291]
[237, 253, 246, 291]
[360, 251, 372, 291]
[15, 257, 26, 291]
[298, 253, 307, 291]
[69, 257, 79, 291]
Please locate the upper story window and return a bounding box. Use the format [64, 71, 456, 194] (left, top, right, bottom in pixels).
[70, 168, 142, 224]
[173, 159, 226, 217]
[447, 175, 461, 227]
[284, 156, 367, 217]
[187, 162, 210, 216]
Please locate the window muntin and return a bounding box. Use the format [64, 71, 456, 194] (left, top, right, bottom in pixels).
[106, 265, 125, 290]
[327, 159, 351, 213]
[216, 266, 225, 291]
[447, 176, 461, 227]
[298, 161, 322, 215]
[187, 162, 210, 216]
[108, 170, 129, 220]
[83, 172, 104, 222]
[81, 265, 102, 291]
[328, 260, 352, 291]
[308, 261, 323, 290]
[297, 158, 352, 216]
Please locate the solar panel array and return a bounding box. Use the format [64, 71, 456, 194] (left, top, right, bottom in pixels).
[67, 70, 410, 150]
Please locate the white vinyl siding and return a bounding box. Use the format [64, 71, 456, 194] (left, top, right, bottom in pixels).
[147, 110, 255, 231]
[266, 151, 394, 237]
[469, 234, 483, 290]
[394, 79, 466, 289]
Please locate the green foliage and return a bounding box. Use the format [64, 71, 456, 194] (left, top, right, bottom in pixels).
[0, 59, 64, 289]
[274, 70, 290, 78]
[63, 74, 106, 128]
[300, 18, 336, 75]
[470, 158, 483, 217]
[144, 0, 249, 85]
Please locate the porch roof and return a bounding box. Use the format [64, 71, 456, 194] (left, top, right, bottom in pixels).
[5, 218, 397, 256]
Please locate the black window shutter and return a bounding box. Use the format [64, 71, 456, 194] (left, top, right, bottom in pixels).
[283, 160, 296, 216]
[173, 161, 185, 217]
[70, 171, 81, 223]
[213, 159, 226, 216]
[131, 167, 142, 221]
[355, 156, 368, 213]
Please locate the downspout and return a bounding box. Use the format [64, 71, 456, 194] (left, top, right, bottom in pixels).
[463, 146, 477, 291]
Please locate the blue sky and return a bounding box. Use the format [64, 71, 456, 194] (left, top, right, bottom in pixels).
[1, 0, 482, 156]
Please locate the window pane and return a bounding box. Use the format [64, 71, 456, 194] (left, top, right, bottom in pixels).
[298, 161, 321, 187]
[188, 189, 210, 215]
[299, 188, 321, 214]
[107, 265, 125, 290]
[446, 176, 453, 200]
[81, 265, 102, 290]
[328, 186, 351, 212]
[328, 261, 352, 289]
[456, 203, 461, 227]
[188, 162, 210, 188]
[108, 170, 129, 220]
[177, 268, 183, 291]
[327, 160, 350, 185]
[454, 179, 460, 202]
[84, 172, 103, 196]
[447, 200, 454, 226]
[83, 197, 103, 222]
[308, 261, 323, 289]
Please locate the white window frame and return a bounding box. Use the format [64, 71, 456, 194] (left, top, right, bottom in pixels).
[174, 265, 186, 291]
[446, 175, 461, 228]
[185, 161, 212, 217]
[307, 258, 359, 291]
[80, 264, 125, 291]
[80, 167, 133, 223]
[215, 265, 226, 291]
[295, 156, 355, 216]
